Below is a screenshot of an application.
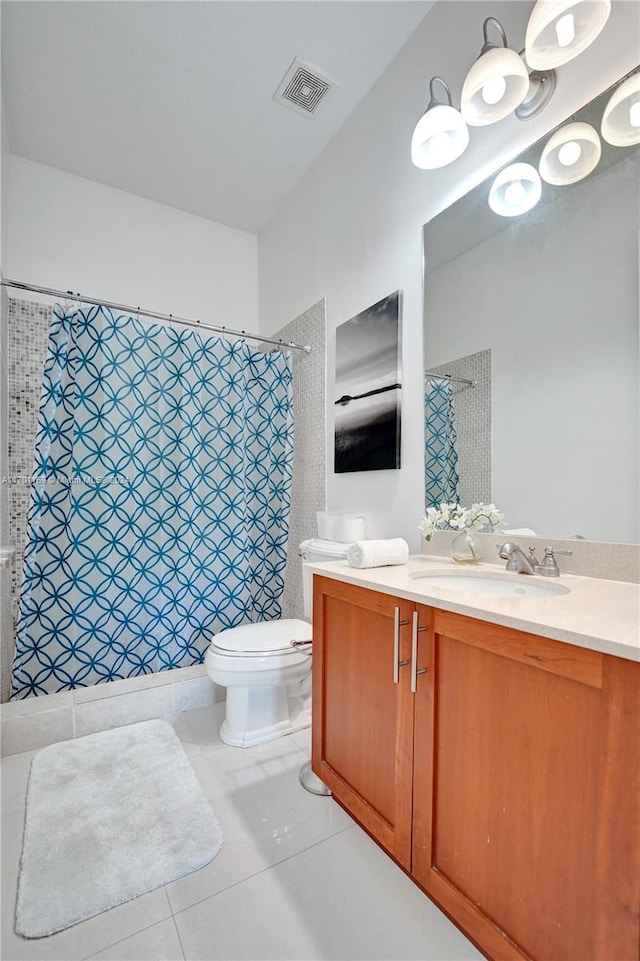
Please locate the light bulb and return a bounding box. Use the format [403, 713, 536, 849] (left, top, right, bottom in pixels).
[504, 181, 526, 207]
[601, 72, 640, 147]
[428, 131, 452, 164]
[482, 76, 507, 106]
[558, 140, 582, 166]
[555, 12, 575, 47]
[460, 30, 529, 126]
[539, 122, 600, 185]
[526, 0, 611, 70]
[489, 162, 541, 217]
[411, 98, 470, 170]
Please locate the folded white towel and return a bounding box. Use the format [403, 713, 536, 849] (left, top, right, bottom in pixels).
[498, 527, 538, 536]
[347, 538, 409, 569]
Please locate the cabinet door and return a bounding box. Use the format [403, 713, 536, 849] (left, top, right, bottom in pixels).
[311, 576, 415, 868]
[412, 608, 640, 961]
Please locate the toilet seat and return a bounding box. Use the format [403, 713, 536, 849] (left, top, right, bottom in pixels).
[210, 618, 312, 658]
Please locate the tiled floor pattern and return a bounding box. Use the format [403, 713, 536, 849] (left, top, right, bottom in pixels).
[1, 704, 482, 961]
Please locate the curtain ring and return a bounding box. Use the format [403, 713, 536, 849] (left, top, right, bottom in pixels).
[62, 290, 74, 315]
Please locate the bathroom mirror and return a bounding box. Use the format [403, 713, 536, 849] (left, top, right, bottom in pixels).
[422, 69, 640, 543]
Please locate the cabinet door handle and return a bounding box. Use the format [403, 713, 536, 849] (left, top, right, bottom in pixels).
[410, 610, 428, 693]
[393, 607, 409, 684]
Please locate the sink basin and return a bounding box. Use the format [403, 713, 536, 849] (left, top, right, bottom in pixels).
[410, 570, 570, 598]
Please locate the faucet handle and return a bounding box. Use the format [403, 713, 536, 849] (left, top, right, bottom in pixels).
[536, 546, 573, 577]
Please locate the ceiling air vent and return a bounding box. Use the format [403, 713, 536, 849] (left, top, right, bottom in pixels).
[273, 58, 336, 118]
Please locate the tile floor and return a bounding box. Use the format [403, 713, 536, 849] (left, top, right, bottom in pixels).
[1, 703, 483, 961]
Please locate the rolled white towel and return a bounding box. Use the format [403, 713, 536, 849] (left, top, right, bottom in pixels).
[347, 538, 409, 569]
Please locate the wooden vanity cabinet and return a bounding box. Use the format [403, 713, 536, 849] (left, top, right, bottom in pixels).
[309, 575, 415, 867]
[311, 575, 640, 961]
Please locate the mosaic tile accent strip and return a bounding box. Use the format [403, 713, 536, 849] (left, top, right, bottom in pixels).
[270, 301, 326, 620]
[6, 298, 53, 660]
[426, 349, 491, 508]
[1, 290, 12, 703]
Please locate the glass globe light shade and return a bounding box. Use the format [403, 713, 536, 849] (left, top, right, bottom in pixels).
[488, 163, 542, 217]
[411, 103, 470, 169]
[461, 46, 530, 126]
[601, 72, 640, 147]
[525, 0, 611, 70]
[539, 122, 601, 185]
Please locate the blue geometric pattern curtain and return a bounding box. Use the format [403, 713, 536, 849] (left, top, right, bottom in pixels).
[424, 376, 460, 509]
[11, 305, 293, 699]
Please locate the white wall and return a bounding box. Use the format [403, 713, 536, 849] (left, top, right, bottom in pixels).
[6, 157, 259, 331]
[0, 1, 14, 700]
[1, 0, 9, 272]
[258, 0, 640, 549]
[0, 106, 8, 272]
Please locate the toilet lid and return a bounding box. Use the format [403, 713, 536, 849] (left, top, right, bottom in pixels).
[211, 618, 312, 656]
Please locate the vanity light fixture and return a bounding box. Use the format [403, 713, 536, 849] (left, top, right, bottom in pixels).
[411, 77, 470, 169]
[525, 0, 611, 70]
[601, 72, 640, 146]
[539, 121, 601, 185]
[488, 162, 542, 217]
[461, 18, 530, 126]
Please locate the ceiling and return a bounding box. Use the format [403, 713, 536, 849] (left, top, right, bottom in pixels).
[1, 1, 433, 234]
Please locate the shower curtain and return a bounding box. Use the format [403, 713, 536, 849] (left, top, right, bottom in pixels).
[11, 304, 293, 699]
[424, 376, 460, 509]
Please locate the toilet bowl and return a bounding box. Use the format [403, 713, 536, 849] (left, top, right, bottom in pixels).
[205, 619, 312, 747]
[205, 538, 350, 747]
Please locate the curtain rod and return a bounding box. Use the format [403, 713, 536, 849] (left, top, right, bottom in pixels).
[1, 278, 312, 354]
[425, 371, 477, 387]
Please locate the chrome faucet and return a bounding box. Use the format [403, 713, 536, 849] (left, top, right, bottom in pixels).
[498, 542, 573, 576]
[497, 542, 537, 575]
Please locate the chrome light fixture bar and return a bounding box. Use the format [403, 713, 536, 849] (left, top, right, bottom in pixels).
[411, 2, 614, 171]
[514, 61, 557, 121]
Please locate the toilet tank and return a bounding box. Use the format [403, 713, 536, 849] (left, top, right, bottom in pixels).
[299, 538, 351, 620]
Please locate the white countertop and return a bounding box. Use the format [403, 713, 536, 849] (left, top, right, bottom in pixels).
[306, 555, 640, 663]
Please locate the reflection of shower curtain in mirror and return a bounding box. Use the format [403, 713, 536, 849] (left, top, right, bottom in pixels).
[424, 377, 460, 509]
[12, 304, 294, 699]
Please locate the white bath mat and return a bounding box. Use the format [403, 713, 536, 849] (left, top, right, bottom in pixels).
[16, 719, 223, 938]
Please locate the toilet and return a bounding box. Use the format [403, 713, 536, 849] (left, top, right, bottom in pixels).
[205, 538, 350, 747]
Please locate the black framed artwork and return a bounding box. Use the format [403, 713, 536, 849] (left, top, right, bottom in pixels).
[334, 290, 402, 473]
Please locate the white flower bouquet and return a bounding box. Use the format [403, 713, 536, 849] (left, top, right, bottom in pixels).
[419, 502, 505, 541]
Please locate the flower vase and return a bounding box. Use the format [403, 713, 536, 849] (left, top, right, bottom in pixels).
[450, 529, 481, 564]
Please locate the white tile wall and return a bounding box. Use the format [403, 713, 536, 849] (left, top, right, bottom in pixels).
[270, 300, 326, 620]
[0, 664, 222, 756]
[1, 705, 74, 756]
[74, 686, 174, 737]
